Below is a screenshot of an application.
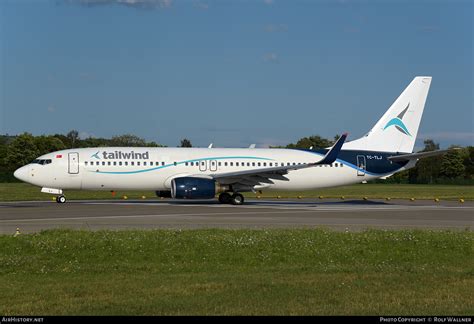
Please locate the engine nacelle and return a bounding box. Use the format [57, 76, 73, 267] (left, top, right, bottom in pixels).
[155, 190, 172, 198]
[171, 177, 228, 199]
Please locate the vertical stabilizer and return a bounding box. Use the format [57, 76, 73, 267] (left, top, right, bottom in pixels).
[343, 76, 432, 153]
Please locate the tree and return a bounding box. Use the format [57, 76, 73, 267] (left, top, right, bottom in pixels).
[180, 138, 192, 147]
[110, 134, 147, 147]
[408, 139, 441, 184]
[286, 135, 333, 149]
[5, 133, 40, 170]
[67, 130, 79, 148]
[421, 139, 439, 152]
[440, 148, 465, 179]
[464, 146, 474, 180]
[35, 136, 67, 154]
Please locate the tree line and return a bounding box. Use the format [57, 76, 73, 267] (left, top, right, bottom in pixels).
[0, 131, 472, 184]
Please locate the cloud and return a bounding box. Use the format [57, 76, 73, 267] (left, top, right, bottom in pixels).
[263, 52, 278, 63]
[47, 106, 55, 113]
[193, 0, 209, 10]
[264, 24, 288, 33]
[263, 0, 274, 5]
[73, 0, 173, 9]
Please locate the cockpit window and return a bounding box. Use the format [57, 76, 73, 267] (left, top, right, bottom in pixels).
[31, 159, 52, 165]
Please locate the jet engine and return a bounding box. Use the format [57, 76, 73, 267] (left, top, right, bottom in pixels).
[171, 177, 229, 199]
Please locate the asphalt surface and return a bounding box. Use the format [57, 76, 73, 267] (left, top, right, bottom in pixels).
[0, 198, 472, 234]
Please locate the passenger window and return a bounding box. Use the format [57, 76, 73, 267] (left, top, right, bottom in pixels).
[247, 162, 250, 167]
[85, 161, 88, 166]
[137, 162, 140, 166]
[257, 162, 261, 167]
[230, 162, 233, 166]
[263, 162, 266, 167]
[125, 161, 128, 166]
[113, 161, 117, 166]
[224, 162, 228, 166]
[174, 162, 177, 166]
[161, 162, 165, 166]
[269, 163, 272, 167]
[108, 161, 111, 166]
[96, 161, 100, 166]
[119, 161, 122, 166]
[252, 162, 256, 166]
[218, 162, 222, 166]
[102, 162, 105, 166]
[236, 162, 239, 167]
[185, 162, 188, 166]
[144, 162, 147, 166]
[131, 161, 134, 166]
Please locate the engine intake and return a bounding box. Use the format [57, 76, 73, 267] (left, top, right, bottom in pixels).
[171, 177, 228, 199]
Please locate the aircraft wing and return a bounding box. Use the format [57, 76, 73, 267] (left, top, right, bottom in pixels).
[210, 133, 347, 187]
[387, 148, 460, 162]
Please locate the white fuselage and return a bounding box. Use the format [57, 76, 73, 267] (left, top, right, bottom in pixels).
[15, 146, 384, 192]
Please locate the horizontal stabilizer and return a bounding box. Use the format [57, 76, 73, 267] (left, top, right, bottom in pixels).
[387, 148, 460, 162]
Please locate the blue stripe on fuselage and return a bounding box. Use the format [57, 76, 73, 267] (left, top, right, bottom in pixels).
[88, 151, 407, 176]
[297, 149, 408, 176]
[89, 156, 274, 175]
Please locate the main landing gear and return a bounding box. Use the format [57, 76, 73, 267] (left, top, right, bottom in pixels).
[55, 195, 66, 204]
[218, 192, 244, 205]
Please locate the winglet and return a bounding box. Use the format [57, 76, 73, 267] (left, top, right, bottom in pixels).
[315, 133, 347, 165]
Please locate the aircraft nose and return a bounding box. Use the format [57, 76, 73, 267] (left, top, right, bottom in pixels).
[14, 166, 29, 182]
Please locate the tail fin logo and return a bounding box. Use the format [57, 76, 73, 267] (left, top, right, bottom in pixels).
[383, 103, 411, 136]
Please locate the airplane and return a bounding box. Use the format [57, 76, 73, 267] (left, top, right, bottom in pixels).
[14, 76, 452, 205]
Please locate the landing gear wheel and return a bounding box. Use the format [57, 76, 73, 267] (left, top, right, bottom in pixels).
[56, 195, 66, 204]
[218, 192, 232, 204]
[231, 193, 244, 205]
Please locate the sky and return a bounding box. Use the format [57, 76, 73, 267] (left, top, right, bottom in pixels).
[0, 0, 472, 149]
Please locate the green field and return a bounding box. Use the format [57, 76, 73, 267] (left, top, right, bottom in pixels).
[0, 229, 472, 315]
[0, 182, 473, 201]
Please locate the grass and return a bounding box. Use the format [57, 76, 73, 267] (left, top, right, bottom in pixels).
[0, 182, 473, 201]
[0, 229, 472, 315]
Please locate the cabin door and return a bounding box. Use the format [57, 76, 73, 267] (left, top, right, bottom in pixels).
[68, 152, 80, 174]
[356, 155, 366, 176]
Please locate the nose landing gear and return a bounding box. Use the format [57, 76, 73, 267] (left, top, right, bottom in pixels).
[56, 195, 67, 204]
